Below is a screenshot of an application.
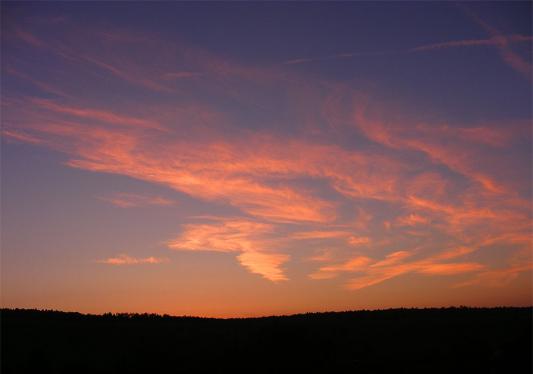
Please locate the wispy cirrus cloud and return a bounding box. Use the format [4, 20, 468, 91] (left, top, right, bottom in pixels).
[284, 10, 532, 80]
[98, 254, 168, 265]
[5, 89, 529, 287]
[347, 236, 371, 246]
[310, 249, 484, 290]
[2, 16, 530, 291]
[396, 214, 429, 227]
[2, 129, 43, 144]
[167, 219, 274, 253]
[283, 51, 393, 65]
[460, 5, 532, 80]
[82, 55, 175, 93]
[164, 71, 204, 79]
[454, 264, 532, 288]
[14, 28, 46, 48]
[283, 32, 531, 66]
[167, 218, 289, 282]
[98, 193, 175, 208]
[5, 67, 72, 98]
[410, 34, 533, 52]
[352, 105, 524, 194]
[291, 230, 352, 240]
[31, 98, 163, 130]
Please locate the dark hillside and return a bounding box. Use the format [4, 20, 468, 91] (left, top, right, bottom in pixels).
[1, 307, 531, 373]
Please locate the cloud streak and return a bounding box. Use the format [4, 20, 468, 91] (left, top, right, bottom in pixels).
[167, 219, 289, 282]
[284, 13, 531, 79]
[311, 250, 485, 290]
[410, 34, 533, 52]
[98, 193, 175, 208]
[460, 5, 532, 80]
[98, 254, 167, 265]
[3, 15, 530, 291]
[32, 98, 163, 130]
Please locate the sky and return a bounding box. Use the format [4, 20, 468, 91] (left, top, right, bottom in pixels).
[1, 1, 532, 317]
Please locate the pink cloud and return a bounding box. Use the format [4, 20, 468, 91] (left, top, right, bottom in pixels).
[164, 72, 203, 79]
[2, 129, 42, 144]
[5, 67, 72, 98]
[410, 34, 533, 52]
[461, 7, 532, 80]
[32, 98, 162, 130]
[15, 28, 46, 48]
[82, 55, 174, 92]
[283, 58, 316, 65]
[282, 32, 532, 72]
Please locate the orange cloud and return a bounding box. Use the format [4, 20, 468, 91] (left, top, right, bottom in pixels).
[434, 246, 476, 260]
[99, 193, 175, 208]
[98, 254, 167, 265]
[406, 195, 505, 227]
[353, 107, 516, 195]
[237, 251, 289, 282]
[167, 219, 289, 282]
[347, 236, 370, 246]
[418, 262, 484, 275]
[4, 21, 530, 295]
[13, 117, 336, 223]
[396, 214, 429, 227]
[291, 231, 352, 240]
[309, 256, 372, 280]
[167, 219, 273, 253]
[454, 263, 532, 288]
[7, 90, 529, 291]
[371, 251, 413, 267]
[311, 248, 485, 290]
[32, 98, 162, 130]
[346, 271, 405, 290]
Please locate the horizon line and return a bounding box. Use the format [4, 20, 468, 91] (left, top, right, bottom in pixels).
[2, 305, 532, 320]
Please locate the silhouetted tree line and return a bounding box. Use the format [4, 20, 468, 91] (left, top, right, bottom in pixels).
[1, 307, 531, 373]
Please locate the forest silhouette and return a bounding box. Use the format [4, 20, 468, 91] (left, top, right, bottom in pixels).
[1, 307, 531, 373]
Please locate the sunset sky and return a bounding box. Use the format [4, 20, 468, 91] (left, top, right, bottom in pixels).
[1, 2, 532, 317]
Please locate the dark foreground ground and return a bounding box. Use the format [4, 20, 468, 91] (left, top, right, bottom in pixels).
[1, 307, 531, 373]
